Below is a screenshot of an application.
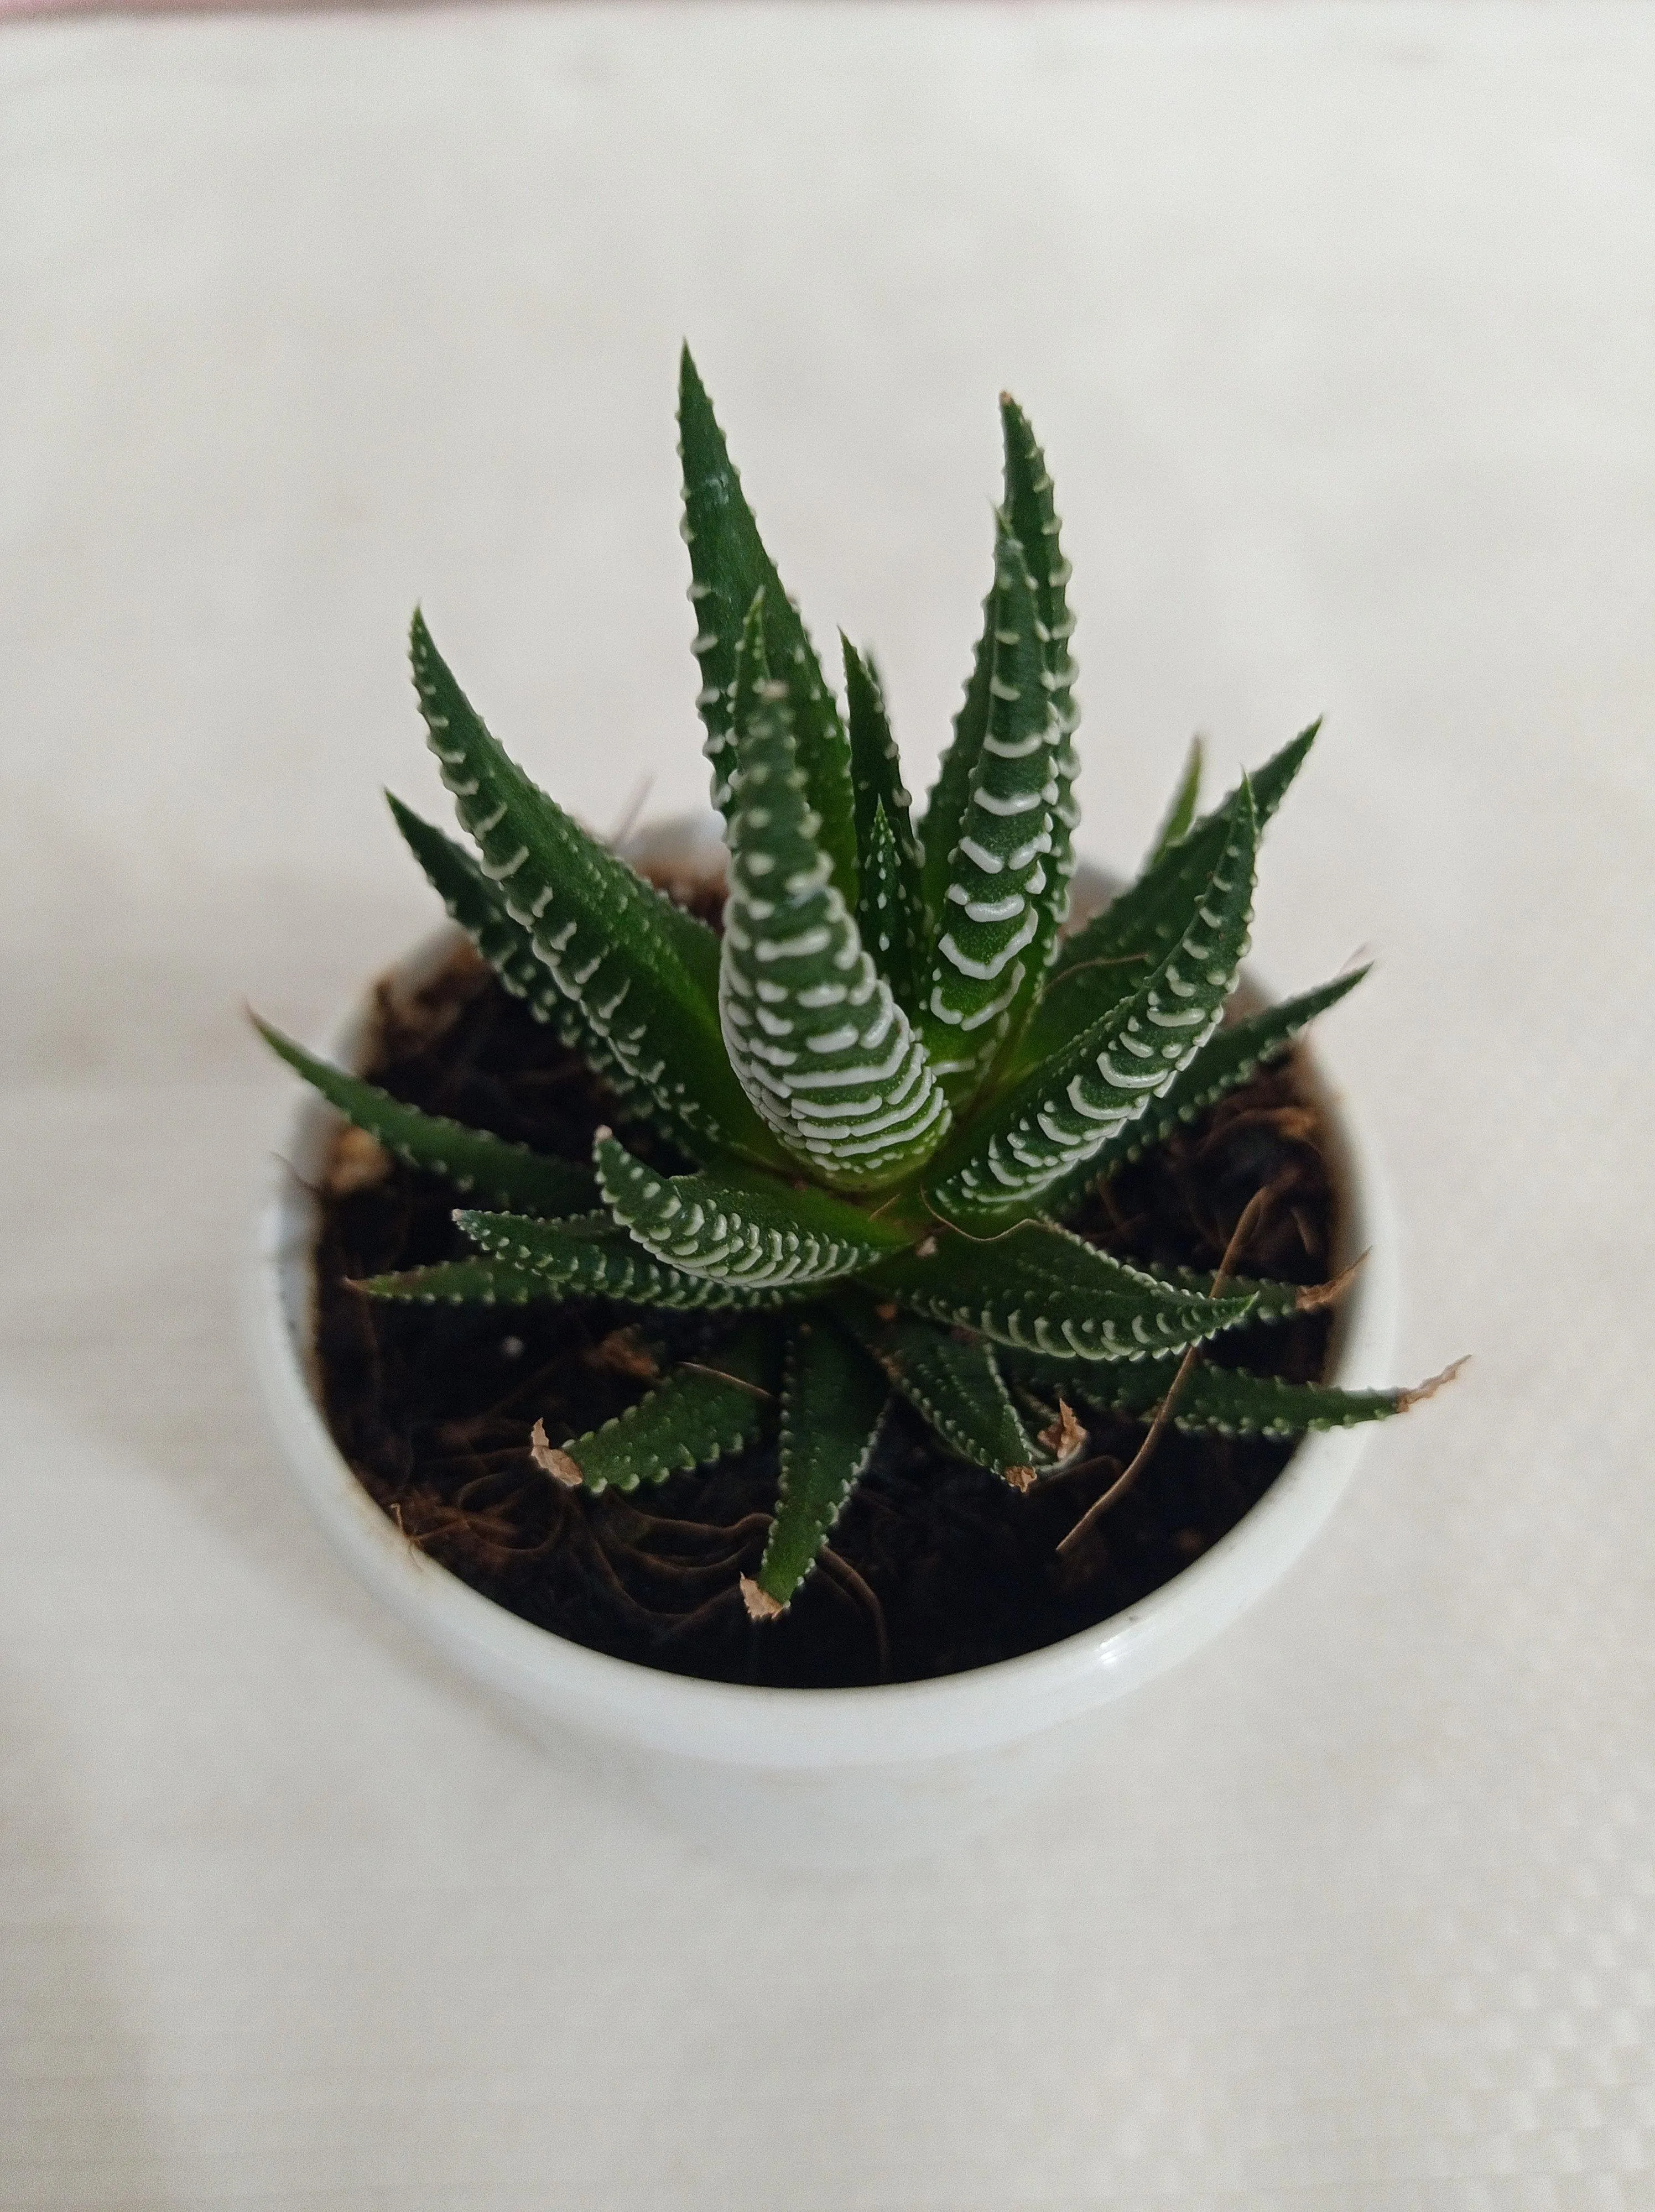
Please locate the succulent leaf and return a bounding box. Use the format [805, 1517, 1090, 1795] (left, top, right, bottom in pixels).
[857, 803, 925, 1010]
[844, 641, 926, 1004]
[719, 611, 950, 1190]
[919, 567, 995, 929]
[919, 517, 1061, 1095]
[1016, 1354, 1423, 1438]
[928, 782, 1258, 1223]
[544, 1328, 776, 1493]
[354, 1259, 560, 1305]
[592, 1130, 909, 1289]
[753, 1317, 888, 1608]
[842, 638, 920, 867]
[678, 347, 858, 906]
[410, 611, 784, 1172]
[255, 1020, 597, 1216]
[871, 1218, 1256, 1363]
[840, 1297, 1039, 1479]
[455, 1209, 809, 1311]
[996, 397, 1080, 998]
[1128, 1264, 1336, 1322]
[385, 796, 693, 1151]
[1046, 969, 1367, 1219]
[1144, 736, 1203, 869]
[1022, 722, 1316, 1074]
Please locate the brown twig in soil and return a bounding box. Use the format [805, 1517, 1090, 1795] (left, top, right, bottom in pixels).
[675, 1361, 775, 1402]
[818, 1548, 892, 1683]
[613, 1509, 774, 1548]
[1057, 1182, 1278, 1562]
[918, 1196, 1040, 1247]
[660, 1584, 748, 1642]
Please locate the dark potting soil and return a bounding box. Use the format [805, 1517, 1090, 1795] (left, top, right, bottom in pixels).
[311, 900, 1339, 1691]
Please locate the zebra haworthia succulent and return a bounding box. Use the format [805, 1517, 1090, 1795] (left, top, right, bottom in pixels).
[260, 350, 1445, 1619]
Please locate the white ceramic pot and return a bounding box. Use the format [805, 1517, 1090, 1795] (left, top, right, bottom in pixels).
[248, 817, 1398, 1869]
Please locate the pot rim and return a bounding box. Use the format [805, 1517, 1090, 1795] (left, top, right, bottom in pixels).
[247, 816, 1399, 1771]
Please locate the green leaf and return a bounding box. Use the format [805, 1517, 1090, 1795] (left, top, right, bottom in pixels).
[839, 1297, 1039, 1479]
[1133, 1266, 1319, 1322]
[592, 1130, 909, 1289]
[353, 1259, 559, 1305]
[718, 606, 950, 1191]
[842, 637, 920, 870]
[1144, 736, 1203, 869]
[1021, 722, 1316, 1076]
[409, 610, 784, 1172]
[1046, 970, 1368, 1219]
[544, 1328, 777, 1494]
[928, 782, 1258, 1223]
[455, 1208, 808, 1311]
[753, 1317, 888, 1608]
[1026, 1355, 1429, 1439]
[385, 796, 691, 1151]
[255, 1019, 596, 1215]
[870, 1218, 1256, 1363]
[996, 395, 1080, 1003]
[678, 347, 858, 906]
[844, 641, 926, 1006]
[918, 514, 1063, 1096]
[857, 802, 925, 1010]
[919, 564, 995, 930]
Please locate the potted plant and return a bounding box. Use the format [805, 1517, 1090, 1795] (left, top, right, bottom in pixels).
[250, 352, 1453, 1865]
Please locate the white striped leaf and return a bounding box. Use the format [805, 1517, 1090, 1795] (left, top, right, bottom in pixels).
[254, 1020, 596, 1216]
[548, 1329, 777, 1493]
[1045, 969, 1367, 1219]
[753, 1318, 889, 1608]
[919, 564, 995, 928]
[355, 1259, 564, 1305]
[719, 606, 950, 1191]
[919, 516, 1061, 1096]
[871, 1218, 1255, 1363]
[925, 782, 1258, 1224]
[410, 611, 785, 1173]
[840, 1298, 1040, 1478]
[678, 347, 858, 906]
[996, 397, 1080, 1008]
[455, 1209, 809, 1311]
[858, 802, 925, 1011]
[1019, 723, 1316, 1076]
[843, 640, 926, 1008]
[386, 796, 692, 1151]
[592, 1131, 909, 1290]
[1014, 1353, 1422, 1439]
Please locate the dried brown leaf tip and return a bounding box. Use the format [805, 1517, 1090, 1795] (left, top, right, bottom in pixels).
[1004, 1463, 1039, 1494]
[1295, 1253, 1367, 1312]
[529, 1419, 585, 1490]
[1396, 1356, 1470, 1412]
[1038, 1398, 1087, 1465]
[740, 1575, 785, 1621]
[327, 1125, 390, 1197]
